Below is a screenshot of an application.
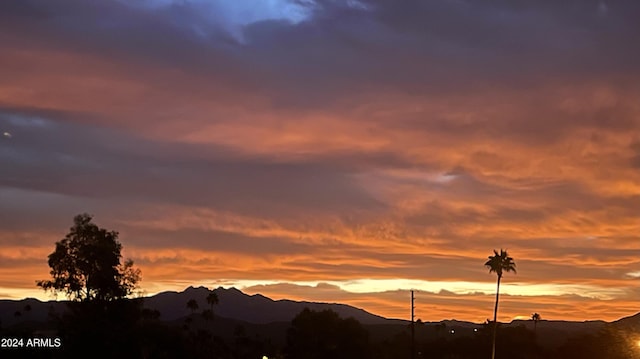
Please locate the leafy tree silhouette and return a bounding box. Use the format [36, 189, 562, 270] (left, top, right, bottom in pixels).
[36, 213, 140, 301]
[202, 290, 219, 322]
[187, 298, 199, 314]
[285, 308, 371, 359]
[206, 290, 219, 312]
[531, 312, 541, 336]
[485, 249, 516, 359]
[36, 214, 142, 359]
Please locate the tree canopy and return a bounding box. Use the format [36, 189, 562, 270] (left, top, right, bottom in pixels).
[37, 213, 141, 301]
[286, 308, 371, 359]
[485, 249, 517, 278]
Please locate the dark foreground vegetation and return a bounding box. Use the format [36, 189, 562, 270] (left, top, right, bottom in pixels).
[2, 303, 640, 359]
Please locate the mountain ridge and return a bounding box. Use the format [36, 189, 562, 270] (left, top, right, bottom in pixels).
[1, 286, 637, 330]
[144, 285, 392, 324]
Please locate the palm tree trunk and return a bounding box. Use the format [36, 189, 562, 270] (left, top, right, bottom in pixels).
[491, 274, 501, 359]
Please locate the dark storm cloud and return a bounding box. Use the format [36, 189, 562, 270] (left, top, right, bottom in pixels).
[0, 0, 238, 65]
[369, 0, 640, 70]
[0, 112, 384, 221]
[239, 0, 640, 117]
[0, 0, 637, 169]
[3, 0, 639, 108]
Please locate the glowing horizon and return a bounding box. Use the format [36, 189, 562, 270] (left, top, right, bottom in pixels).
[2, 275, 636, 323]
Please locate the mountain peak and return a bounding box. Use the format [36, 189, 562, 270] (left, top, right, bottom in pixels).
[144, 286, 389, 324]
[185, 285, 210, 292]
[217, 286, 242, 293]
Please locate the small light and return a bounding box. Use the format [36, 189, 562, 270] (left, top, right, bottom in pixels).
[450, 329, 455, 334]
[2, 132, 11, 138]
[474, 328, 478, 332]
[262, 356, 269, 359]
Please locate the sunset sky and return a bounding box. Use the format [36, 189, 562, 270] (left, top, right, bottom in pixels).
[1, 0, 639, 323]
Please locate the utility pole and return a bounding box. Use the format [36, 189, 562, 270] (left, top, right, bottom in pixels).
[411, 290, 415, 359]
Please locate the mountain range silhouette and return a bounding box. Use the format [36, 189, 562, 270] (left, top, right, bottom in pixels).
[2, 285, 638, 348]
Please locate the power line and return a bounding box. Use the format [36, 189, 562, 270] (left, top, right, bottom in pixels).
[411, 290, 415, 359]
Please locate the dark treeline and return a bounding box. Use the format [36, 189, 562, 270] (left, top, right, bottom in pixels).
[2, 304, 638, 359]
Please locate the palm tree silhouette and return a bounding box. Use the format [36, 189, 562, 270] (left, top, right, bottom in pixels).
[531, 312, 541, 335]
[202, 290, 219, 322]
[206, 291, 219, 312]
[485, 249, 516, 359]
[186, 298, 199, 315]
